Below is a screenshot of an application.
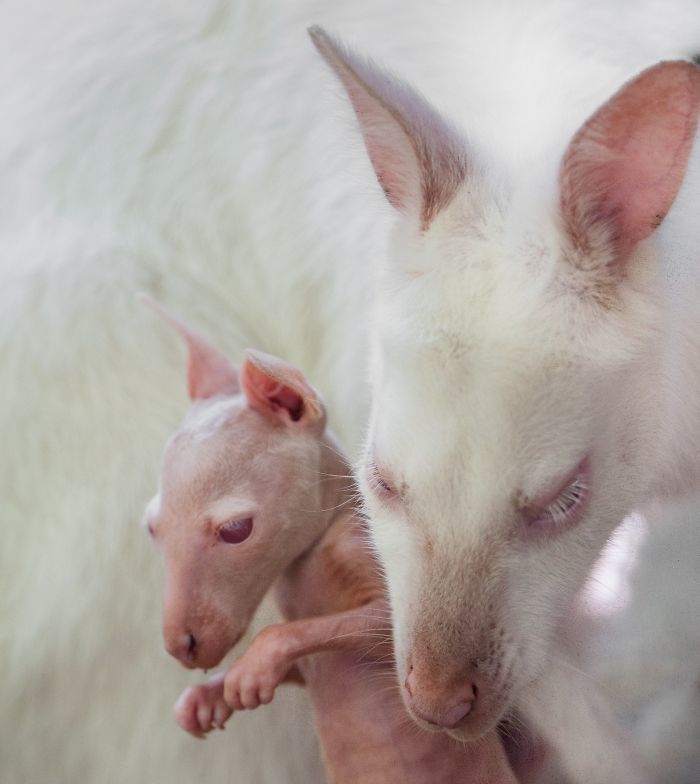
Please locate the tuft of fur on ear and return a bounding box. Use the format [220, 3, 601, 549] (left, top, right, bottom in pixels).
[561, 60, 700, 263]
[309, 25, 468, 231]
[240, 349, 326, 429]
[139, 293, 239, 400]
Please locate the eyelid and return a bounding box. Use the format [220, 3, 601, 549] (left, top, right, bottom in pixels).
[368, 458, 398, 498]
[206, 496, 258, 525]
[211, 512, 255, 531]
[526, 458, 589, 513]
[520, 457, 590, 533]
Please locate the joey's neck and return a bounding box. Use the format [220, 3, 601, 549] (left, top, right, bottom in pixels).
[274, 430, 360, 617]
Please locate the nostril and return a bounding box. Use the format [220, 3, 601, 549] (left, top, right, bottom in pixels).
[164, 630, 199, 667]
[404, 665, 415, 698]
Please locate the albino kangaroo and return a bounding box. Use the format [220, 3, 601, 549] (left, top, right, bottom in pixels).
[143, 300, 519, 784]
[309, 27, 700, 784]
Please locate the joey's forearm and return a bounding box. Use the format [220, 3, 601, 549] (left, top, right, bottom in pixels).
[274, 599, 393, 664]
[222, 599, 392, 711]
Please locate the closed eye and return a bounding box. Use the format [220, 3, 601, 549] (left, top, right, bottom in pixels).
[367, 461, 398, 500]
[522, 459, 590, 534]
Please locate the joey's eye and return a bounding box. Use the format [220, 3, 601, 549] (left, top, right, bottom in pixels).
[217, 517, 253, 544]
[146, 521, 155, 538]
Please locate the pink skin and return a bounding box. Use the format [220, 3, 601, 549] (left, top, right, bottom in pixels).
[143, 298, 521, 783]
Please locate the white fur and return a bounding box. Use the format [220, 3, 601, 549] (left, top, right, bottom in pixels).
[315, 7, 700, 784]
[586, 503, 700, 784]
[1, 1, 699, 782]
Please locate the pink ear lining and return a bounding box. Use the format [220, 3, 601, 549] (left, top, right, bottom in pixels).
[561, 60, 700, 260]
[267, 385, 305, 421]
[245, 371, 305, 421]
[240, 350, 325, 426]
[309, 25, 468, 231]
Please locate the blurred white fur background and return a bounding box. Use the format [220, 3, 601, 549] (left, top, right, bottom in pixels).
[1, 1, 699, 782]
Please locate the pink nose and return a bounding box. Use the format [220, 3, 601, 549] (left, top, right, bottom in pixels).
[405, 668, 476, 729]
[164, 630, 198, 667]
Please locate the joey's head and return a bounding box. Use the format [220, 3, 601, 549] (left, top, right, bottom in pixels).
[142, 300, 331, 670]
[312, 27, 700, 738]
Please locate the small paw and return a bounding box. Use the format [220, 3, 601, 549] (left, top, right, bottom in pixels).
[223, 661, 280, 710]
[174, 674, 232, 738]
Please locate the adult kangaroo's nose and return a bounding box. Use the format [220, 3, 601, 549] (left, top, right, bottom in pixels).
[405, 666, 476, 729]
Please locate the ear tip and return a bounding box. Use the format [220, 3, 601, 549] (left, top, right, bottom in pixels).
[643, 59, 700, 88]
[308, 24, 344, 63]
[242, 347, 266, 366]
[653, 59, 700, 108]
[307, 24, 327, 52]
[136, 290, 157, 309]
[138, 291, 172, 323]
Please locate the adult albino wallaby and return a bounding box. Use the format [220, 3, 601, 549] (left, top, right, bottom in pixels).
[309, 26, 700, 784]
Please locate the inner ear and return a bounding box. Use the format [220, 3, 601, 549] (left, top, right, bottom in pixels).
[560, 60, 700, 260]
[240, 350, 325, 427]
[259, 375, 305, 422]
[309, 26, 468, 231]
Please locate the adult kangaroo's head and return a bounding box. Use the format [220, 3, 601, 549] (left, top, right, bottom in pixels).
[311, 26, 700, 738]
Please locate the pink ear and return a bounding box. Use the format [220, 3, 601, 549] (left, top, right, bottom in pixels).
[139, 294, 239, 400]
[561, 60, 700, 260]
[240, 349, 325, 428]
[309, 26, 468, 230]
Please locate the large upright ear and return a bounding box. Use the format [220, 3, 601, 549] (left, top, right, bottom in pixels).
[240, 349, 326, 430]
[309, 26, 468, 231]
[139, 294, 239, 400]
[561, 61, 700, 260]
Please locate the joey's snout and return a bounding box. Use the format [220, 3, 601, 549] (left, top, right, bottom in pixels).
[163, 617, 243, 670]
[164, 628, 199, 668]
[162, 576, 244, 670]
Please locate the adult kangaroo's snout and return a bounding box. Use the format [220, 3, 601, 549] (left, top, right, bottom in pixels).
[401, 552, 512, 739]
[404, 659, 476, 729]
[403, 621, 506, 738]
